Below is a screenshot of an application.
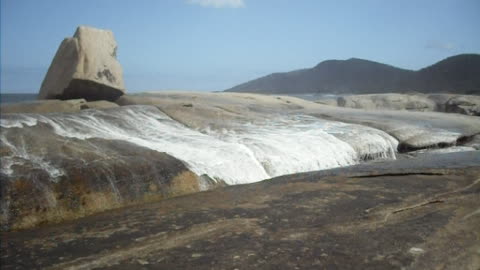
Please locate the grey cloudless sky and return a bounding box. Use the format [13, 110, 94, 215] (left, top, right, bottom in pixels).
[1, 0, 479, 92]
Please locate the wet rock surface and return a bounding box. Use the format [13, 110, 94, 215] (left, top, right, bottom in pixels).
[118, 92, 480, 151]
[0, 126, 202, 231]
[3, 93, 478, 232]
[465, 135, 480, 150]
[1, 152, 479, 269]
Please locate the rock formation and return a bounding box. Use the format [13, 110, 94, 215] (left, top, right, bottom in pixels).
[314, 93, 480, 116]
[1, 99, 119, 113]
[445, 95, 480, 116]
[38, 26, 125, 101]
[0, 133, 203, 231]
[84, 100, 119, 110]
[3, 92, 480, 231]
[117, 92, 480, 151]
[0, 99, 88, 114]
[2, 151, 479, 269]
[335, 93, 436, 111]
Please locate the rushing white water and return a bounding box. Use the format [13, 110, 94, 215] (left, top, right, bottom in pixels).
[0, 135, 65, 179]
[1, 105, 399, 184]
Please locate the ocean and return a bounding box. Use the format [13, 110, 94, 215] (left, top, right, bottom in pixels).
[0, 93, 38, 104]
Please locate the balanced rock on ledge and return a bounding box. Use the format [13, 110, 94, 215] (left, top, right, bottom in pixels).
[38, 26, 125, 101]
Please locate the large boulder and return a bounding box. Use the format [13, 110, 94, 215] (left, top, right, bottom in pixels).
[38, 26, 125, 101]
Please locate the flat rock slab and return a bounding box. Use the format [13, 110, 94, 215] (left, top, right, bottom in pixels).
[315, 93, 480, 116]
[0, 134, 202, 231]
[2, 152, 479, 269]
[1, 99, 119, 114]
[0, 99, 88, 114]
[117, 92, 480, 151]
[335, 93, 437, 111]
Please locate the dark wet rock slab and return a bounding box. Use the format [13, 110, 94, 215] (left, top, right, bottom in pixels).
[1, 129, 202, 231]
[1, 152, 479, 269]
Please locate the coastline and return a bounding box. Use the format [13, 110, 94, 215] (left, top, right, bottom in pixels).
[2, 151, 479, 269]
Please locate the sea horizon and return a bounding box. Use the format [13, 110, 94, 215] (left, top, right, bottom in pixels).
[0, 93, 38, 104]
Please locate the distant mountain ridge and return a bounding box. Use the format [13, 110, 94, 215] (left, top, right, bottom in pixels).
[225, 54, 480, 94]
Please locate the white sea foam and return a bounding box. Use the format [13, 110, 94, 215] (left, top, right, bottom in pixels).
[1, 106, 399, 185]
[203, 116, 358, 177]
[0, 115, 38, 128]
[0, 135, 65, 180]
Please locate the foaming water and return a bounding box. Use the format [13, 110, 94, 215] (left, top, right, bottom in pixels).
[0, 115, 38, 128]
[205, 114, 398, 177]
[1, 105, 398, 184]
[0, 135, 64, 179]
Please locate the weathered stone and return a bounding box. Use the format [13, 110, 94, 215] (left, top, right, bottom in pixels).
[1, 152, 479, 269]
[464, 134, 480, 150]
[336, 93, 436, 111]
[38, 26, 125, 101]
[117, 92, 480, 151]
[84, 100, 119, 110]
[0, 99, 120, 114]
[2, 92, 480, 231]
[445, 95, 480, 116]
[0, 129, 202, 231]
[427, 94, 456, 111]
[314, 93, 480, 117]
[314, 97, 338, 106]
[0, 99, 87, 114]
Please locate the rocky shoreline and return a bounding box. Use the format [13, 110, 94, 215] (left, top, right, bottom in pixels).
[2, 92, 480, 231]
[315, 93, 480, 116]
[1, 151, 479, 269]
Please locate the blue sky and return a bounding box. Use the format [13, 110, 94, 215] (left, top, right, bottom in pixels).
[1, 0, 479, 93]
